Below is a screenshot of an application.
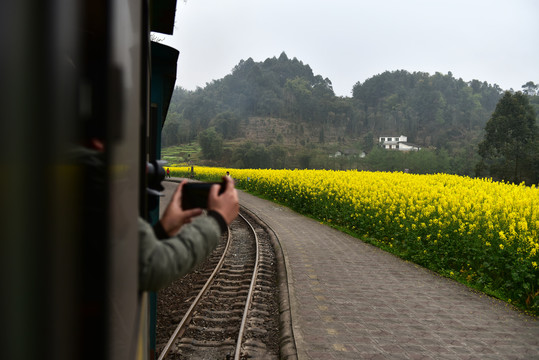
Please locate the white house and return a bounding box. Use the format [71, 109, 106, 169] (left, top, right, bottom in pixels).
[379, 135, 421, 151]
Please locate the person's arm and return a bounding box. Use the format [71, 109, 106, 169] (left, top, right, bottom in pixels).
[138, 216, 221, 292]
[139, 176, 239, 292]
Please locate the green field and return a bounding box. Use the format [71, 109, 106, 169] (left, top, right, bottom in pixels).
[161, 144, 202, 166]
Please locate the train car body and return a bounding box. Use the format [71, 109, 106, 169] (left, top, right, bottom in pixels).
[0, 0, 179, 359]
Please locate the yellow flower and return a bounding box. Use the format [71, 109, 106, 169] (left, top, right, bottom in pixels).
[183, 166, 539, 264]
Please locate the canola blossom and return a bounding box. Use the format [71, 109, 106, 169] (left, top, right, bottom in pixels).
[167, 166, 539, 313]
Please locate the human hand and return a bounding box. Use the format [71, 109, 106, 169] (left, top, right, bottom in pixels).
[160, 180, 203, 237]
[208, 176, 239, 225]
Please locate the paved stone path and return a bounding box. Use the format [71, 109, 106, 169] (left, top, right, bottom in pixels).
[237, 190, 539, 360]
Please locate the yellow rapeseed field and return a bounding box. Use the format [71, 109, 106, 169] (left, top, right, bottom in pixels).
[167, 166, 539, 313]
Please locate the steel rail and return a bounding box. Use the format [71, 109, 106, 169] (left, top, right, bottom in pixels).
[234, 212, 260, 360]
[157, 226, 232, 360]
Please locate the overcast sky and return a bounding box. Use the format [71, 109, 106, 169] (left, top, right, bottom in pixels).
[160, 0, 539, 97]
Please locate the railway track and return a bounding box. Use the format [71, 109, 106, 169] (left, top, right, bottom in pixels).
[156, 209, 281, 359]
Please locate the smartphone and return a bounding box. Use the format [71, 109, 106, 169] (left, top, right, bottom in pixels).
[181, 181, 225, 209]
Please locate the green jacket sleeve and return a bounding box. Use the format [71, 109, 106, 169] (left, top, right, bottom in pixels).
[138, 215, 221, 292]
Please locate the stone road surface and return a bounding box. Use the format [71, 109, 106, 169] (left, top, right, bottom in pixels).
[236, 190, 539, 360]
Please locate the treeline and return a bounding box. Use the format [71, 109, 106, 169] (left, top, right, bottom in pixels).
[162, 52, 538, 176]
[352, 70, 503, 148]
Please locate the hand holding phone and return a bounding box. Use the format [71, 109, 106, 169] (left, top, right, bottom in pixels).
[181, 181, 226, 209]
[207, 176, 239, 225]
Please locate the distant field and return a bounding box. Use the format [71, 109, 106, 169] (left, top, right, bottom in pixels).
[161, 144, 202, 166]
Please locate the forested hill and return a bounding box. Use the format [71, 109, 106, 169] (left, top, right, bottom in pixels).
[163, 52, 339, 145]
[162, 51, 537, 172]
[351, 70, 503, 147]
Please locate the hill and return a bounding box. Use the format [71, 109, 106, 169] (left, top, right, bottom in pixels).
[161, 52, 538, 174]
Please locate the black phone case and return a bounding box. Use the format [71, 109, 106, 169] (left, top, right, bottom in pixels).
[181, 182, 224, 209]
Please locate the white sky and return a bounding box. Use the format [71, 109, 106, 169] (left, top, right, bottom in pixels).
[160, 0, 539, 97]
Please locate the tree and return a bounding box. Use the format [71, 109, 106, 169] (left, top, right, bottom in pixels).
[210, 111, 241, 139]
[161, 116, 180, 147]
[198, 127, 223, 160]
[268, 144, 287, 168]
[231, 142, 271, 169]
[522, 81, 538, 96]
[298, 151, 312, 169]
[284, 77, 312, 121]
[362, 131, 375, 153]
[477, 91, 538, 184]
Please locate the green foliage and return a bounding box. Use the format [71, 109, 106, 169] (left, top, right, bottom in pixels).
[362, 132, 375, 153]
[160, 54, 539, 176]
[230, 142, 266, 168]
[530, 95, 539, 120]
[362, 147, 452, 174]
[268, 144, 287, 168]
[161, 144, 201, 165]
[210, 111, 242, 139]
[351, 70, 502, 145]
[477, 91, 539, 184]
[161, 115, 180, 147]
[198, 127, 223, 160]
[229, 141, 289, 169]
[521, 81, 538, 96]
